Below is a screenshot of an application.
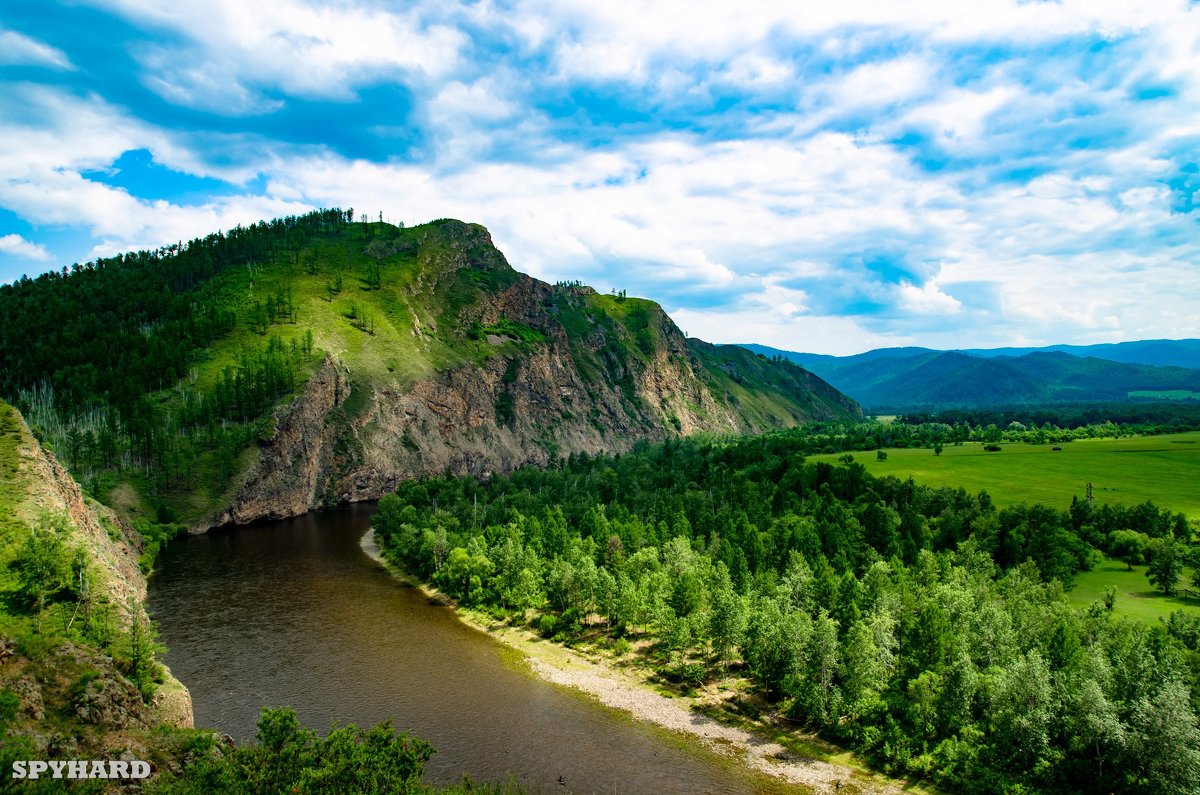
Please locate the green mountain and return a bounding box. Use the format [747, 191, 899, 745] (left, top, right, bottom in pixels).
[740, 343, 1200, 410]
[0, 211, 858, 529]
[960, 338, 1200, 368]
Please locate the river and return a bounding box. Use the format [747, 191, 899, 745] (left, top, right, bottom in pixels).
[148, 505, 794, 794]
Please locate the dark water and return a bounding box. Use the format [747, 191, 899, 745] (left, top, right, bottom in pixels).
[148, 506, 790, 794]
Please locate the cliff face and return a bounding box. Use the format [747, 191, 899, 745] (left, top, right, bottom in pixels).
[209, 223, 860, 524]
[0, 401, 193, 762]
[204, 355, 347, 531]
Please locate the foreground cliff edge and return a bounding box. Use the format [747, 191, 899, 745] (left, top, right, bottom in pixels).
[0, 400, 193, 778]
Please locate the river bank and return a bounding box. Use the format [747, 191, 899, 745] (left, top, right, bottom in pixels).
[361, 529, 922, 795]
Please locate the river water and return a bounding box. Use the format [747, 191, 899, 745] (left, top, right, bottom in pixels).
[148, 506, 792, 794]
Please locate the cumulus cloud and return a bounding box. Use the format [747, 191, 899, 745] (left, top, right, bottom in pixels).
[90, 0, 467, 112]
[897, 280, 963, 315]
[1, 0, 1198, 350]
[0, 234, 51, 261]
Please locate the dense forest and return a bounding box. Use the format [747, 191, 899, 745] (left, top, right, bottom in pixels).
[685, 402, 1200, 462]
[896, 403, 1200, 433]
[374, 433, 1200, 794]
[0, 209, 348, 512]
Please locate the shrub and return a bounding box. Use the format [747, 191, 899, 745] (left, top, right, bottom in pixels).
[534, 614, 558, 637]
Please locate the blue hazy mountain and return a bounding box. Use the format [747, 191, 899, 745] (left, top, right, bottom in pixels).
[735, 340, 1200, 410]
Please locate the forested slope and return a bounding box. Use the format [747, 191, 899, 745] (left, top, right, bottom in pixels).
[375, 432, 1200, 794]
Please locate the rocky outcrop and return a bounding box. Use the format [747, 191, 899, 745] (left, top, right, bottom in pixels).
[1, 401, 194, 746]
[203, 355, 347, 531]
[71, 655, 153, 730]
[330, 272, 857, 503]
[197, 221, 860, 526]
[13, 407, 145, 610]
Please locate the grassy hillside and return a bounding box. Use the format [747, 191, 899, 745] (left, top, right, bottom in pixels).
[0, 212, 858, 528]
[689, 341, 858, 426]
[807, 431, 1200, 517]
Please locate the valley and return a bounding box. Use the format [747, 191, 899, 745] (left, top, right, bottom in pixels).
[5, 3, 1200, 793]
[2, 212, 1197, 795]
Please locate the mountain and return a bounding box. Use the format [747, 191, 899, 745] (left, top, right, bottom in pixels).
[739, 343, 1200, 410]
[0, 211, 859, 530]
[960, 338, 1200, 369]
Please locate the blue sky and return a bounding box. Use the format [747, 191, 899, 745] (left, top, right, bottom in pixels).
[0, 1, 1197, 354]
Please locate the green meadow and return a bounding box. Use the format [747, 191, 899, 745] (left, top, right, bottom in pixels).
[1067, 557, 1200, 624]
[809, 431, 1200, 518]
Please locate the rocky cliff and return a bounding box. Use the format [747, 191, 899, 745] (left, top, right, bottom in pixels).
[203, 354, 347, 531]
[0, 401, 193, 765]
[210, 221, 860, 527]
[0, 211, 861, 534]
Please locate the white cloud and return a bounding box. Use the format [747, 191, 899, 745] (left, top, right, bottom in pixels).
[827, 55, 934, 110]
[90, 0, 467, 110]
[241, 97, 1200, 350]
[670, 305, 910, 356]
[0, 234, 51, 261]
[716, 54, 795, 90]
[4, 1, 1200, 352]
[901, 85, 1022, 146]
[0, 85, 313, 253]
[0, 82, 299, 194]
[897, 279, 962, 315]
[0, 29, 73, 69]
[508, 0, 1195, 88]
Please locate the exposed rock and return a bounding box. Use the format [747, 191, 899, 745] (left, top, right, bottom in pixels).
[196, 223, 860, 529]
[48, 733, 80, 758]
[203, 355, 347, 531]
[8, 674, 44, 721]
[13, 410, 143, 609]
[3, 403, 195, 731]
[151, 663, 196, 729]
[73, 673, 150, 730]
[329, 274, 856, 504]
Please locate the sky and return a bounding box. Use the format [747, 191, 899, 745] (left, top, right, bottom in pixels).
[0, 1, 1198, 355]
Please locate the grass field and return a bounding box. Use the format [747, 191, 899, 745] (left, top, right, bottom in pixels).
[808, 431, 1200, 518]
[1066, 557, 1200, 624]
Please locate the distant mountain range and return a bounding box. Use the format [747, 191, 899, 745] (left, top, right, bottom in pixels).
[736, 339, 1200, 410]
[956, 339, 1200, 369]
